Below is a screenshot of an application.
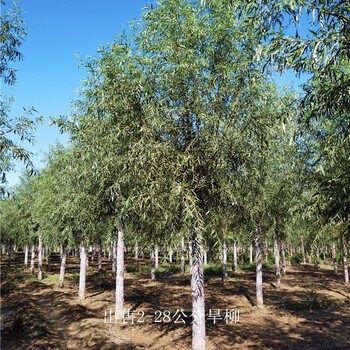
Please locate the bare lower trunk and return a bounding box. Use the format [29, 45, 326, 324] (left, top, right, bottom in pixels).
[181, 237, 186, 274]
[256, 223, 263, 307]
[341, 235, 349, 285]
[190, 229, 206, 350]
[79, 244, 87, 300]
[134, 243, 139, 265]
[249, 243, 253, 264]
[59, 244, 67, 288]
[112, 240, 117, 275]
[150, 248, 156, 281]
[155, 245, 159, 269]
[233, 241, 238, 273]
[222, 239, 228, 279]
[332, 242, 338, 274]
[24, 244, 29, 267]
[280, 239, 286, 275]
[45, 245, 49, 265]
[169, 248, 173, 263]
[98, 243, 102, 271]
[203, 247, 207, 265]
[301, 236, 306, 264]
[315, 247, 320, 269]
[38, 236, 43, 280]
[30, 245, 35, 274]
[6, 241, 13, 267]
[115, 228, 124, 321]
[274, 239, 281, 289]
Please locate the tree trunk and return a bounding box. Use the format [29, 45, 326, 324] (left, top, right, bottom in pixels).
[280, 239, 286, 275]
[115, 228, 125, 320]
[150, 248, 156, 281]
[233, 241, 238, 273]
[315, 246, 320, 269]
[189, 229, 206, 350]
[180, 237, 186, 274]
[341, 235, 349, 285]
[112, 240, 117, 275]
[301, 236, 306, 264]
[6, 241, 13, 267]
[222, 239, 228, 280]
[59, 244, 67, 288]
[256, 223, 263, 307]
[98, 242, 103, 272]
[155, 245, 159, 269]
[24, 244, 29, 267]
[169, 248, 173, 263]
[332, 242, 338, 274]
[134, 243, 139, 265]
[249, 242, 253, 264]
[203, 247, 207, 265]
[38, 236, 43, 280]
[274, 239, 281, 289]
[30, 245, 35, 274]
[78, 244, 87, 300]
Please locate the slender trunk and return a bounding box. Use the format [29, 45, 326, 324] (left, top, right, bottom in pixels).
[134, 243, 139, 265]
[30, 245, 35, 274]
[274, 239, 281, 289]
[155, 245, 159, 269]
[222, 239, 228, 279]
[59, 244, 67, 288]
[181, 237, 186, 274]
[6, 241, 13, 267]
[169, 248, 173, 263]
[45, 245, 49, 265]
[79, 244, 87, 300]
[38, 236, 43, 280]
[115, 228, 124, 320]
[203, 247, 207, 265]
[249, 242, 253, 264]
[98, 242, 103, 272]
[150, 248, 156, 281]
[112, 240, 117, 275]
[256, 223, 263, 307]
[189, 229, 206, 350]
[281, 239, 286, 275]
[341, 235, 349, 285]
[300, 236, 306, 264]
[233, 241, 238, 273]
[315, 246, 320, 269]
[24, 244, 29, 267]
[332, 242, 338, 274]
[60, 244, 63, 260]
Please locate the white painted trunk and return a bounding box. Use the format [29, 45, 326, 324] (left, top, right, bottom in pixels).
[233, 241, 238, 273]
[341, 235, 349, 285]
[155, 245, 159, 269]
[24, 244, 29, 266]
[332, 242, 338, 274]
[112, 240, 117, 274]
[115, 229, 124, 320]
[274, 239, 281, 288]
[30, 245, 35, 274]
[256, 224, 263, 307]
[98, 243, 102, 271]
[134, 243, 139, 264]
[6, 242, 13, 267]
[45, 245, 49, 265]
[169, 248, 173, 263]
[280, 239, 286, 275]
[203, 248, 207, 265]
[38, 236, 43, 280]
[301, 236, 306, 264]
[189, 229, 206, 350]
[78, 244, 87, 300]
[249, 243, 253, 264]
[59, 245, 67, 288]
[222, 239, 228, 279]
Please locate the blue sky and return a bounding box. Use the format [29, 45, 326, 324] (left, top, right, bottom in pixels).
[4, 0, 155, 187]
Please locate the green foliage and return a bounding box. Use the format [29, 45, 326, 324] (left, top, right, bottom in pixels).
[290, 253, 304, 265]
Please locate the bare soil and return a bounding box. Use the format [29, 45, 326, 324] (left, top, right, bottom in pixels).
[1, 253, 349, 349]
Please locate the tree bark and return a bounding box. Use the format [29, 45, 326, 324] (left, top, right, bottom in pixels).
[274, 239, 281, 289]
[30, 245, 35, 274]
[115, 228, 125, 320]
[301, 236, 306, 264]
[24, 244, 29, 267]
[59, 244, 67, 288]
[256, 223, 263, 307]
[341, 235, 349, 285]
[280, 239, 286, 275]
[222, 239, 228, 280]
[112, 240, 117, 275]
[155, 245, 159, 269]
[332, 241, 338, 274]
[150, 248, 156, 280]
[78, 244, 87, 300]
[134, 242, 139, 265]
[169, 248, 173, 263]
[38, 236, 43, 280]
[98, 242, 103, 272]
[233, 241, 238, 273]
[249, 242, 253, 264]
[6, 241, 13, 267]
[189, 229, 206, 350]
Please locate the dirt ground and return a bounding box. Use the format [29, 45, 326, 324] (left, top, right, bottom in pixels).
[1, 253, 349, 349]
